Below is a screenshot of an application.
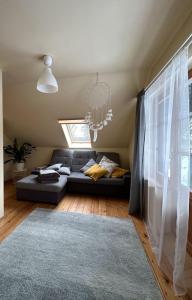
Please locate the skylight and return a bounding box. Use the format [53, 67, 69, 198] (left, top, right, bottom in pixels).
[58, 120, 91, 148]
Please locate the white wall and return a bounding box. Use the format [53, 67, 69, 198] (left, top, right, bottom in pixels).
[3, 134, 13, 181]
[127, 98, 137, 171]
[0, 70, 4, 218]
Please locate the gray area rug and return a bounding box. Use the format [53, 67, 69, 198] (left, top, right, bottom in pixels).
[0, 209, 162, 299]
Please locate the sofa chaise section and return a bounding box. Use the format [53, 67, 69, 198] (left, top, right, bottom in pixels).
[16, 174, 67, 204]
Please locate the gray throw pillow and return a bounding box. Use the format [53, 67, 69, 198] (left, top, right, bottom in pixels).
[47, 163, 63, 171]
[80, 158, 96, 172]
[58, 167, 71, 175]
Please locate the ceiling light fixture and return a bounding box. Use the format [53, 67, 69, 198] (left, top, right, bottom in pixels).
[37, 55, 58, 93]
[84, 73, 112, 142]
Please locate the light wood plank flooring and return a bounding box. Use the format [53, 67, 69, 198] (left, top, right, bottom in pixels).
[1, 181, 191, 300]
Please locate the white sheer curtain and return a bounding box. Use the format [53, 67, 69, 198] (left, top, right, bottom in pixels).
[144, 47, 190, 295]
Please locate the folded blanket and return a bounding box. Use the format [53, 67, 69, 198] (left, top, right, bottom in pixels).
[31, 169, 41, 175]
[36, 169, 60, 184]
[39, 174, 59, 179]
[39, 169, 60, 179]
[37, 177, 59, 184]
[31, 166, 48, 175]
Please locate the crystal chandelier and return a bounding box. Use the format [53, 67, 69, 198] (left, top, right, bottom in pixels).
[84, 73, 113, 142]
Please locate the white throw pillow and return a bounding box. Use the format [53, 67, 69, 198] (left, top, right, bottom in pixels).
[99, 156, 118, 177]
[58, 167, 71, 175]
[47, 163, 63, 171]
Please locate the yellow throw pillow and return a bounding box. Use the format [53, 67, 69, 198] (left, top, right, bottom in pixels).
[111, 167, 129, 178]
[84, 164, 108, 181]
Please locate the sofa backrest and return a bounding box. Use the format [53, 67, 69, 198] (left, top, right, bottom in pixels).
[96, 152, 121, 165]
[50, 149, 121, 171]
[71, 150, 96, 172]
[50, 149, 73, 167]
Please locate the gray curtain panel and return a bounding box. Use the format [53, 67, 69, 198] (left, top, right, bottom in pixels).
[129, 90, 145, 218]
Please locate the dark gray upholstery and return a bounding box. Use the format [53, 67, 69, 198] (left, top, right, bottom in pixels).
[16, 149, 131, 203]
[16, 188, 66, 204]
[68, 172, 124, 186]
[50, 149, 73, 167]
[73, 150, 96, 159]
[96, 152, 121, 165]
[71, 150, 96, 172]
[16, 174, 67, 193]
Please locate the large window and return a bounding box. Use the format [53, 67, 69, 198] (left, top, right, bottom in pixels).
[58, 120, 91, 148]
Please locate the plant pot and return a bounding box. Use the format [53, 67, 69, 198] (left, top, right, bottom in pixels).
[15, 162, 25, 171]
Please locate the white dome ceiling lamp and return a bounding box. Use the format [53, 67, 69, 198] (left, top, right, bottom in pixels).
[37, 55, 58, 93]
[84, 72, 113, 142]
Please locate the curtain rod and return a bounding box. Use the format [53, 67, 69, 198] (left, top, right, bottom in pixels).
[145, 33, 192, 91]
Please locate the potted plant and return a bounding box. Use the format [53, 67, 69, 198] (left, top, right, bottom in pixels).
[4, 138, 36, 171]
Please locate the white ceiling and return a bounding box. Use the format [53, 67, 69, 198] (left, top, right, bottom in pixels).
[0, 0, 192, 85]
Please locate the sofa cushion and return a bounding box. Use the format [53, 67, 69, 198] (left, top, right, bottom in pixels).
[58, 166, 71, 175]
[98, 156, 118, 177]
[68, 172, 124, 186]
[73, 150, 96, 159]
[39, 169, 60, 178]
[50, 149, 73, 167]
[84, 164, 108, 181]
[68, 172, 93, 183]
[80, 158, 96, 172]
[96, 152, 121, 166]
[111, 167, 129, 178]
[47, 163, 63, 171]
[16, 174, 67, 193]
[71, 150, 96, 172]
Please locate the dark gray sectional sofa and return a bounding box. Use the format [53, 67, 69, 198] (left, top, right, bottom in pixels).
[16, 149, 131, 204]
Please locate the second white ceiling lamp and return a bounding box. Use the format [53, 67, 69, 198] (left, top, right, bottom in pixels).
[37, 55, 58, 93]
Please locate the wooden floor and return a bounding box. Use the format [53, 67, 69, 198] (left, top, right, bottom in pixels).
[1, 182, 191, 300]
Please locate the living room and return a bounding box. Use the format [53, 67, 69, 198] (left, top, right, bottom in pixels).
[0, 1, 192, 299]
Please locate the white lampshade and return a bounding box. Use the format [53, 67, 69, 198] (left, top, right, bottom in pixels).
[37, 55, 58, 93]
[37, 67, 58, 93]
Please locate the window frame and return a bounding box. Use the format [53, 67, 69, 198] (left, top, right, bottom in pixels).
[58, 119, 92, 149]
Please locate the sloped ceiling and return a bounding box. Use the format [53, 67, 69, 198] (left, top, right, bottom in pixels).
[1, 0, 192, 147]
[4, 72, 137, 147]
